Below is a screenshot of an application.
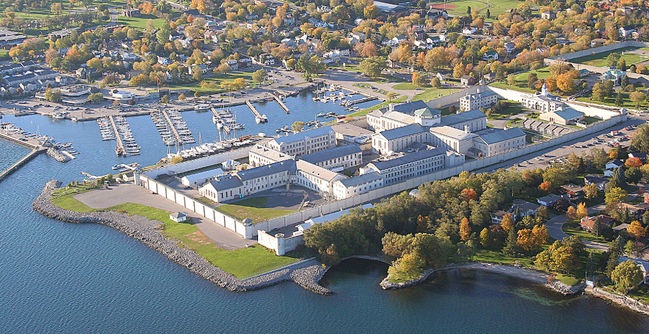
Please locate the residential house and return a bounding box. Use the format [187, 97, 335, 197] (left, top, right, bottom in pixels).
[510, 199, 540, 218]
[460, 75, 476, 86]
[580, 215, 614, 232]
[584, 175, 609, 190]
[482, 51, 499, 61]
[537, 193, 563, 207]
[605, 159, 624, 177]
[560, 184, 584, 200]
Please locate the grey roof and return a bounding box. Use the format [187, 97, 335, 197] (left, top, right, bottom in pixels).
[208, 175, 243, 191]
[273, 126, 333, 145]
[462, 90, 496, 100]
[377, 124, 427, 141]
[339, 172, 384, 187]
[390, 101, 439, 116]
[553, 108, 583, 121]
[300, 144, 361, 164]
[369, 148, 445, 171]
[476, 127, 526, 144]
[440, 109, 486, 127]
[236, 160, 296, 181]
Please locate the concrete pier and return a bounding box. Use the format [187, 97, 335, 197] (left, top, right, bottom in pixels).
[108, 116, 125, 156]
[245, 100, 265, 119]
[0, 148, 45, 183]
[273, 95, 290, 114]
[160, 109, 184, 144]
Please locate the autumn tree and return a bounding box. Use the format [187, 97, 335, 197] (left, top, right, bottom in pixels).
[479, 227, 491, 248]
[500, 213, 514, 233]
[627, 221, 646, 240]
[576, 202, 588, 219]
[566, 206, 577, 221]
[459, 217, 471, 242]
[625, 157, 643, 168]
[556, 70, 579, 94]
[605, 187, 627, 211]
[631, 124, 649, 154]
[584, 183, 599, 200]
[539, 181, 552, 192]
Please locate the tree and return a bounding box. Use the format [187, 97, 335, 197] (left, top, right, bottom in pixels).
[178, 93, 186, 101]
[252, 69, 267, 83]
[534, 236, 586, 275]
[605, 187, 627, 211]
[625, 157, 643, 168]
[625, 167, 642, 184]
[387, 251, 425, 281]
[453, 62, 465, 78]
[539, 181, 552, 192]
[291, 121, 304, 133]
[459, 217, 471, 242]
[627, 220, 646, 239]
[566, 206, 577, 221]
[160, 94, 170, 104]
[359, 56, 386, 78]
[44, 87, 62, 102]
[630, 91, 646, 109]
[430, 77, 441, 88]
[611, 260, 643, 293]
[51, 3, 63, 15]
[386, 92, 397, 102]
[503, 226, 518, 256]
[88, 92, 103, 103]
[479, 227, 491, 248]
[584, 183, 599, 200]
[528, 72, 538, 90]
[631, 124, 649, 154]
[556, 70, 578, 94]
[616, 91, 624, 106]
[576, 202, 588, 219]
[499, 213, 514, 233]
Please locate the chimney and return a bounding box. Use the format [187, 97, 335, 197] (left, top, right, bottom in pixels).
[464, 125, 470, 133]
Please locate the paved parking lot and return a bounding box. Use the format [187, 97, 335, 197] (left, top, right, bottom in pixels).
[480, 115, 646, 173]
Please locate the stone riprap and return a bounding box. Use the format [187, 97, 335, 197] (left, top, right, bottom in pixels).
[33, 180, 331, 295]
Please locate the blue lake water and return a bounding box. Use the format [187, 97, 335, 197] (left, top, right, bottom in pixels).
[1, 92, 649, 333]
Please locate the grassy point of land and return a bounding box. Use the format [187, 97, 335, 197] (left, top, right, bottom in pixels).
[51, 192, 299, 278]
[106, 202, 299, 278]
[215, 197, 297, 223]
[555, 273, 580, 286]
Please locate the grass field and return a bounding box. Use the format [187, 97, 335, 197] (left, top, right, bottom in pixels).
[571, 47, 648, 67]
[118, 15, 166, 30]
[563, 223, 610, 244]
[472, 249, 534, 268]
[392, 83, 420, 90]
[167, 71, 254, 95]
[442, 0, 522, 18]
[489, 67, 551, 93]
[576, 91, 647, 110]
[108, 203, 299, 278]
[215, 197, 297, 224]
[348, 96, 407, 117]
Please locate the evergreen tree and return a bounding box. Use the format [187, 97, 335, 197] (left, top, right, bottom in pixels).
[502, 226, 518, 256]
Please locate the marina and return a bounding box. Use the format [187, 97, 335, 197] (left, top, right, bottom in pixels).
[150, 108, 196, 146]
[245, 100, 268, 124]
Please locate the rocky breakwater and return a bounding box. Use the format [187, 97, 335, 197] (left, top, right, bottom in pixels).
[546, 280, 586, 296]
[33, 180, 332, 295]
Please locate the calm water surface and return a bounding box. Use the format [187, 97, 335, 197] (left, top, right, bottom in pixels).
[1, 93, 648, 333]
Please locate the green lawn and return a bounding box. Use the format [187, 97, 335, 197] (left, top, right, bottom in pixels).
[576, 91, 647, 110]
[348, 96, 406, 117]
[489, 100, 524, 119]
[167, 71, 254, 95]
[472, 249, 534, 268]
[571, 47, 648, 67]
[412, 87, 460, 102]
[108, 203, 299, 278]
[216, 197, 297, 223]
[555, 273, 580, 286]
[118, 15, 166, 30]
[392, 83, 419, 90]
[445, 0, 522, 18]
[563, 223, 610, 244]
[50, 194, 300, 278]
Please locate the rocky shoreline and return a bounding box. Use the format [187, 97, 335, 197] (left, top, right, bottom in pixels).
[586, 286, 649, 316]
[33, 180, 332, 295]
[377, 262, 587, 296]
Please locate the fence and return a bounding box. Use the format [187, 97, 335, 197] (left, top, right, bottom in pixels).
[549, 41, 647, 61]
[139, 114, 627, 240]
[145, 146, 254, 178]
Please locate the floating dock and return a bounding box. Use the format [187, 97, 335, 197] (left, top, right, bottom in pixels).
[245, 100, 269, 122]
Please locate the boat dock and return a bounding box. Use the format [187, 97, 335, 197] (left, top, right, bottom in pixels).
[344, 96, 378, 106]
[109, 116, 140, 156]
[164, 109, 195, 145]
[245, 100, 269, 122]
[108, 115, 125, 156]
[0, 148, 46, 183]
[272, 95, 290, 114]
